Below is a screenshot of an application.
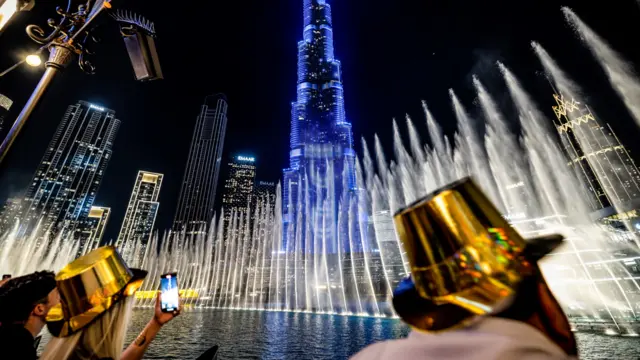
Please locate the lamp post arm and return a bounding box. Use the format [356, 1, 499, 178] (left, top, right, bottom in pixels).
[0, 46, 46, 77]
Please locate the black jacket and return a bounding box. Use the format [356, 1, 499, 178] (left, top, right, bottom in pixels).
[0, 324, 37, 360]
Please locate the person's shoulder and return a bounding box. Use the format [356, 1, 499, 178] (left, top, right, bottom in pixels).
[0, 325, 37, 359]
[350, 337, 432, 360]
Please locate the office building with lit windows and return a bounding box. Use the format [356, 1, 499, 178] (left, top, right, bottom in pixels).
[282, 0, 358, 253]
[552, 94, 640, 224]
[0, 93, 12, 133]
[76, 206, 111, 253]
[116, 171, 163, 259]
[10, 101, 119, 239]
[222, 155, 257, 234]
[254, 180, 277, 214]
[172, 94, 228, 237]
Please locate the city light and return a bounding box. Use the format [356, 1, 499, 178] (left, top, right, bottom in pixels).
[25, 54, 41, 67]
[0, 0, 33, 31]
[89, 104, 105, 112]
[237, 155, 255, 162]
[0, 0, 18, 31]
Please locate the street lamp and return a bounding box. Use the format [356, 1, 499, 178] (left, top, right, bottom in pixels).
[0, 0, 34, 31]
[0, 0, 162, 164]
[25, 53, 41, 66]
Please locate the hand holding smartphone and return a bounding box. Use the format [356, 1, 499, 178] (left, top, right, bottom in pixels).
[160, 272, 179, 313]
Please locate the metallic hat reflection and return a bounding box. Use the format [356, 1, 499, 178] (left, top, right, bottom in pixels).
[46, 246, 147, 337]
[392, 178, 563, 332]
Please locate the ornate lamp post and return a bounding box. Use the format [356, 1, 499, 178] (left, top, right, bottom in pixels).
[0, 0, 161, 164]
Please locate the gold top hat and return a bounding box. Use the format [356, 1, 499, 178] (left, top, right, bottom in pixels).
[392, 178, 562, 332]
[46, 246, 147, 337]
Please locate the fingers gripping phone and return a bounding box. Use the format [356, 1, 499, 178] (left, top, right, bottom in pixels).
[160, 272, 179, 313]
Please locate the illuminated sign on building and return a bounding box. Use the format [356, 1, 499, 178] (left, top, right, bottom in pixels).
[90, 104, 105, 112]
[237, 156, 255, 162]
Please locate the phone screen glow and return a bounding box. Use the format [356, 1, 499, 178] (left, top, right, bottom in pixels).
[160, 273, 179, 312]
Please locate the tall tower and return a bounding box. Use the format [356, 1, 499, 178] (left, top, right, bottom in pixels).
[76, 206, 111, 253]
[222, 155, 257, 234]
[116, 171, 163, 259]
[283, 0, 357, 253]
[172, 94, 228, 237]
[552, 94, 640, 221]
[13, 101, 119, 241]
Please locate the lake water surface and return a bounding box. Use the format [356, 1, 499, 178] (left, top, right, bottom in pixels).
[122, 309, 640, 359]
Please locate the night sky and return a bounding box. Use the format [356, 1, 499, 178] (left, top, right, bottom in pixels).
[0, 0, 638, 241]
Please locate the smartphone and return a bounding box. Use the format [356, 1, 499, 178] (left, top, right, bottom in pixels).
[2, 274, 10, 280]
[160, 272, 179, 312]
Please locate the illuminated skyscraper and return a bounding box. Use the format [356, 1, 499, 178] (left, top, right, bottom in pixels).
[172, 94, 228, 237]
[117, 171, 163, 258]
[283, 0, 357, 253]
[552, 94, 640, 220]
[76, 206, 111, 252]
[13, 101, 119, 238]
[222, 155, 257, 233]
[0, 93, 12, 133]
[254, 180, 277, 214]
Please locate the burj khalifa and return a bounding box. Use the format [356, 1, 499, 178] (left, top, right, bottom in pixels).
[283, 0, 358, 253]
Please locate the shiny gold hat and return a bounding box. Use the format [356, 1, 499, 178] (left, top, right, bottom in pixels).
[46, 246, 147, 337]
[392, 178, 563, 332]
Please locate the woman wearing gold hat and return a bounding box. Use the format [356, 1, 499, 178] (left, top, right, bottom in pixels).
[352, 179, 578, 360]
[39, 246, 181, 360]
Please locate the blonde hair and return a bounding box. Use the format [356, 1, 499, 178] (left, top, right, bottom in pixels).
[41, 296, 135, 360]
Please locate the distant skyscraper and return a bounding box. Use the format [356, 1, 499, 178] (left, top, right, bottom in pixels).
[552, 94, 640, 220]
[116, 171, 163, 258]
[222, 155, 257, 233]
[76, 206, 111, 253]
[11, 101, 119, 239]
[283, 0, 357, 253]
[0, 93, 12, 133]
[254, 180, 277, 213]
[172, 94, 228, 237]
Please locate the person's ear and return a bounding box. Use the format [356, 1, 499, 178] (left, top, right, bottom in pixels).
[32, 303, 46, 317]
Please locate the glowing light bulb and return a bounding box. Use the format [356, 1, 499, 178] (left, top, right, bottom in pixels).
[26, 54, 42, 67]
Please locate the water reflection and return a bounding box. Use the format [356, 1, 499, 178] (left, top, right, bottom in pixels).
[37, 309, 639, 359]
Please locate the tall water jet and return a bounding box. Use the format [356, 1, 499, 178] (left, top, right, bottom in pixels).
[562, 7, 640, 129]
[533, 41, 640, 234]
[449, 88, 501, 206]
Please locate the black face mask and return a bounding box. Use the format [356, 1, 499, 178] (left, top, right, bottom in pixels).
[494, 265, 578, 356]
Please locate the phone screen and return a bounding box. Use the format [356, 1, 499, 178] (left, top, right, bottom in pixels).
[160, 272, 179, 312]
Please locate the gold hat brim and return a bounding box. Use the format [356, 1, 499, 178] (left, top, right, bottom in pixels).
[46, 268, 147, 337]
[392, 234, 564, 332]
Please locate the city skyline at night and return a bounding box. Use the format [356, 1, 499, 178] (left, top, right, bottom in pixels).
[0, 101, 119, 246]
[0, 0, 638, 243]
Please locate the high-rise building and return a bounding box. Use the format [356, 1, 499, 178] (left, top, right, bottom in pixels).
[283, 0, 357, 253]
[222, 155, 257, 234]
[76, 206, 111, 253]
[116, 171, 163, 259]
[10, 101, 119, 239]
[254, 180, 277, 215]
[172, 94, 228, 237]
[0, 93, 12, 133]
[552, 94, 640, 222]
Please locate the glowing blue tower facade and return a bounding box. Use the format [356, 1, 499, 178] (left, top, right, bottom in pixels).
[283, 0, 357, 253]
